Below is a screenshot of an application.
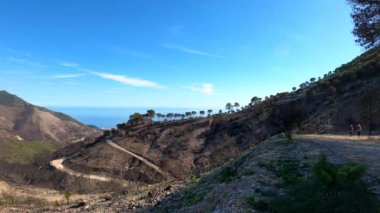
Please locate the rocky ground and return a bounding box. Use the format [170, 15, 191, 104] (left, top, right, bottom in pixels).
[149, 134, 380, 212]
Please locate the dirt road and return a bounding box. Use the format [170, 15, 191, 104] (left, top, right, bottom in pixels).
[106, 140, 172, 180]
[50, 158, 113, 182]
[300, 134, 380, 173]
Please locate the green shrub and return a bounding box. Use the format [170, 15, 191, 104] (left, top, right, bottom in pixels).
[276, 157, 300, 185]
[258, 161, 275, 170]
[185, 192, 206, 206]
[62, 191, 71, 205]
[219, 166, 238, 183]
[8, 197, 17, 206]
[259, 157, 300, 185]
[271, 154, 380, 213]
[246, 195, 269, 211]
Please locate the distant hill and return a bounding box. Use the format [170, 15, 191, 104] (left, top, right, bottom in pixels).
[0, 91, 101, 146]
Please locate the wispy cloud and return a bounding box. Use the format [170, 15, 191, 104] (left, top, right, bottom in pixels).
[90, 71, 164, 88]
[6, 57, 46, 68]
[52, 73, 85, 79]
[60, 61, 80, 68]
[0, 47, 32, 57]
[162, 44, 223, 58]
[183, 83, 215, 95]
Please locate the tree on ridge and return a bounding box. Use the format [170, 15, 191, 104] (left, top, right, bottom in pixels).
[347, 0, 380, 49]
[226, 103, 233, 113]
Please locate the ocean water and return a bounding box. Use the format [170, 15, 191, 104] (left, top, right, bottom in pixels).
[49, 107, 204, 129]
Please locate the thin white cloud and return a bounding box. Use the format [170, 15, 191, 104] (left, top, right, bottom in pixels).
[0, 47, 32, 57]
[78, 68, 94, 72]
[60, 62, 80, 68]
[162, 44, 223, 58]
[183, 83, 215, 95]
[90, 71, 164, 88]
[52, 73, 85, 79]
[6, 57, 46, 68]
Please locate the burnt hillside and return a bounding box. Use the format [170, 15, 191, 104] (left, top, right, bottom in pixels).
[49, 46, 380, 187]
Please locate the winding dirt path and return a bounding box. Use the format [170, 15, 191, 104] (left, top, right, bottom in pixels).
[50, 158, 112, 182]
[49, 139, 173, 187]
[49, 158, 140, 188]
[105, 140, 172, 180]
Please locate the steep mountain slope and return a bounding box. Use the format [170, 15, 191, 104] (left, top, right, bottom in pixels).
[0, 91, 101, 146]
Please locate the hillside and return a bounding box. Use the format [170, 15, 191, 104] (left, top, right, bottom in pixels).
[150, 134, 380, 212]
[42, 48, 380, 196]
[49, 47, 380, 188]
[8, 134, 378, 212]
[0, 91, 101, 163]
[0, 47, 378, 211]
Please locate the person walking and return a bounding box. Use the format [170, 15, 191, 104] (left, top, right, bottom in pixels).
[357, 123, 362, 138]
[349, 124, 354, 136]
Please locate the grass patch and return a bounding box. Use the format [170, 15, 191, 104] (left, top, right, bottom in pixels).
[275, 157, 300, 185]
[242, 168, 256, 176]
[182, 171, 221, 207]
[258, 160, 276, 170]
[246, 195, 269, 211]
[219, 166, 239, 183]
[258, 156, 300, 185]
[0, 140, 56, 164]
[0, 196, 17, 206]
[185, 192, 207, 206]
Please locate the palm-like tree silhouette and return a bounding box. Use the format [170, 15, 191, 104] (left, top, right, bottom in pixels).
[226, 103, 233, 113]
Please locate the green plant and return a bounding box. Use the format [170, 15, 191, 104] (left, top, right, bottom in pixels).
[62, 191, 71, 205]
[276, 157, 300, 185]
[270, 154, 380, 213]
[185, 192, 206, 206]
[242, 168, 256, 176]
[8, 197, 17, 206]
[219, 166, 238, 183]
[258, 161, 275, 170]
[246, 195, 269, 211]
[54, 200, 60, 207]
[259, 157, 300, 185]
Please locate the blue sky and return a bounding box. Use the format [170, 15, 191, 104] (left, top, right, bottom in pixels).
[0, 0, 362, 108]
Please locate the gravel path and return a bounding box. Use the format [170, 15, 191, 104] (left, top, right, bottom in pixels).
[106, 140, 172, 180]
[300, 134, 380, 173]
[50, 158, 113, 182]
[49, 139, 173, 188]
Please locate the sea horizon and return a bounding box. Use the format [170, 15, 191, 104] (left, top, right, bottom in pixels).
[48, 106, 218, 129]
